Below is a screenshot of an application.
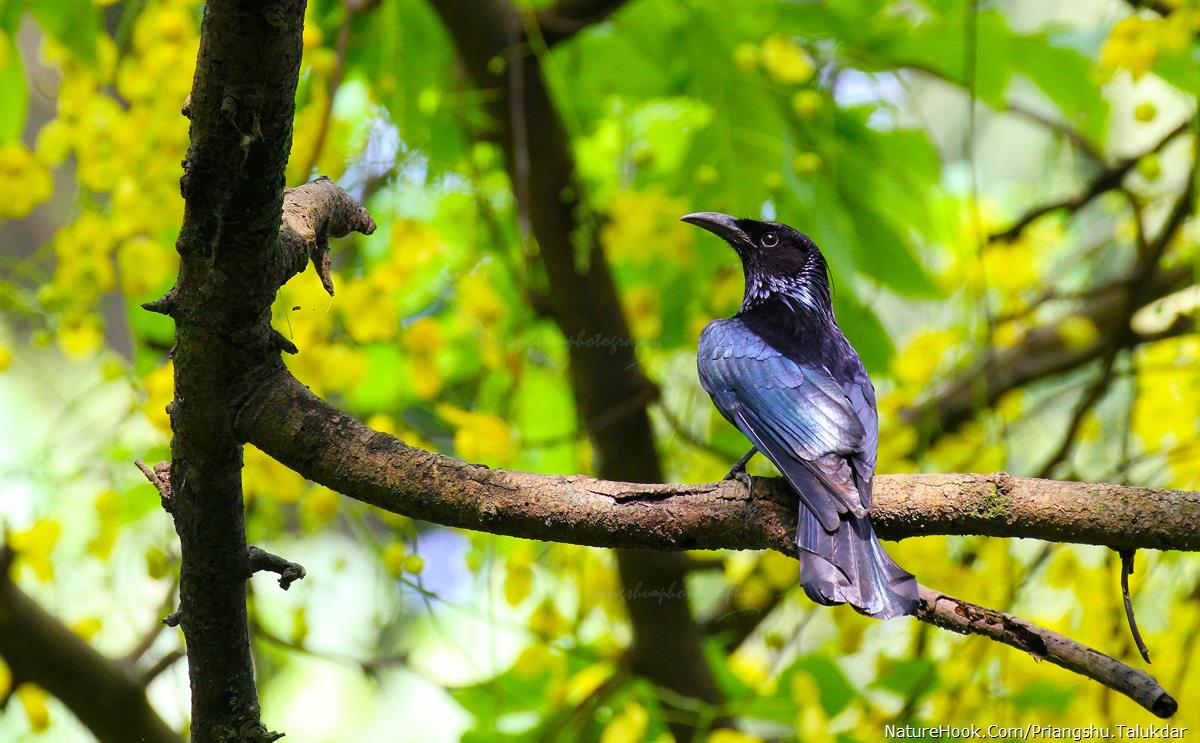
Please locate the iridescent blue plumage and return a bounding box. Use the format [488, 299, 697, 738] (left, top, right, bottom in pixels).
[686, 212, 918, 619]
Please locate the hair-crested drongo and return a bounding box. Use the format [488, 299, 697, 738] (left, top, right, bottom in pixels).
[683, 212, 918, 619]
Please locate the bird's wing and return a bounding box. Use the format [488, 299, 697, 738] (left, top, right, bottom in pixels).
[698, 320, 867, 532]
[840, 368, 878, 505]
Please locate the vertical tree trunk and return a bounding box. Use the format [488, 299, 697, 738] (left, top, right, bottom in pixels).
[429, 1, 725, 732]
[158, 1, 309, 739]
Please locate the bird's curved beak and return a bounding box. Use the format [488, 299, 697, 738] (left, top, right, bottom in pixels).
[680, 212, 748, 246]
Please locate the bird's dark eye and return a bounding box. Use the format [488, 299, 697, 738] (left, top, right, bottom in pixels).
[760, 232, 779, 248]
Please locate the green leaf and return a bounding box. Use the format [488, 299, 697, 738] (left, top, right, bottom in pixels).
[0, 0, 22, 36]
[1012, 34, 1109, 142]
[873, 656, 938, 696]
[0, 31, 27, 143]
[30, 0, 101, 69]
[792, 654, 857, 717]
[1009, 679, 1075, 712]
[833, 292, 894, 374]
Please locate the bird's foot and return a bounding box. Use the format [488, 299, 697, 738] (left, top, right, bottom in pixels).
[725, 468, 753, 498]
[723, 448, 757, 497]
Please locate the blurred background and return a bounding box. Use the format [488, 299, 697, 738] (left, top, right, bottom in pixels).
[0, 0, 1198, 740]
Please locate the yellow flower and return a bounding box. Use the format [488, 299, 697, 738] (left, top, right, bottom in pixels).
[301, 486, 340, 528]
[118, 237, 174, 297]
[10, 519, 61, 582]
[243, 445, 308, 504]
[383, 543, 407, 578]
[1100, 16, 1161, 79]
[793, 151, 822, 174]
[528, 598, 568, 638]
[625, 285, 661, 340]
[732, 42, 759, 71]
[760, 34, 815, 85]
[1056, 316, 1099, 351]
[600, 701, 648, 743]
[505, 563, 534, 606]
[893, 329, 958, 387]
[0, 342, 11, 372]
[708, 731, 766, 743]
[16, 684, 51, 732]
[57, 313, 104, 358]
[367, 413, 400, 435]
[378, 220, 442, 290]
[0, 144, 54, 219]
[727, 647, 771, 691]
[458, 273, 506, 328]
[402, 554, 425, 575]
[791, 89, 823, 118]
[71, 617, 103, 642]
[437, 404, 518, 465]
[340, 278, 397, 344]
[601, 188, 693, 265]
[143, 361, 175, 434]
[403, 316, 444, 356]
[759, 550, 800, 589]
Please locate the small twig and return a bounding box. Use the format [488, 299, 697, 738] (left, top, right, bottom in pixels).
[1007, 103, 1106, 164]
[988, 118, 1190, 244]
[917, 584, 1174, 717]
[124, 577, 181, 665]
[140, 650, 186, 687]
[1036, 350, 1121, 478]
[1120, 549, 1152, 663]
[163, 612, 181, 628]
[135, 459, 174, 512]
[247, 546, 307, 590]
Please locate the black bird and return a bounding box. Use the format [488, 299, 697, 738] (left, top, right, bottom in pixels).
[683, 212, 918, 619]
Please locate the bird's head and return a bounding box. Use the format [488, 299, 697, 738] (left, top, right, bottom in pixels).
[681, 212, 831, 316]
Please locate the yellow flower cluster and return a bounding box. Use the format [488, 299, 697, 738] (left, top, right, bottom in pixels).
[9, 518, 62, 582]
[0, 144, 53, 219]
[1133, 336, 1200, 477]
[22, 0, 198, 365]
[733, 34, 816, 86]
[437, 403, 518, 465]
[1100, 12, 1195, 79]
[600, 188, 693, 265]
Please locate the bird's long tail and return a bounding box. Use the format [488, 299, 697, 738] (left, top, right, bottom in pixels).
[798, 508, 919, 619]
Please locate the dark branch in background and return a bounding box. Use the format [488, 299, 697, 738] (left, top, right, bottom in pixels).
[532, 0, 629, 46]
[909, 116, 1195, 443]
[1006, 104, 1105, 164]
[988, 119, 1187, 244]
[0, 548, 182, 743]
[235, 372, 1190, 716]
[429, 0, 725, 734]
[901, 263, 1195, 439]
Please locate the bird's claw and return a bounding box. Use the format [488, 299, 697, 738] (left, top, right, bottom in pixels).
[724, 467, 753, 497]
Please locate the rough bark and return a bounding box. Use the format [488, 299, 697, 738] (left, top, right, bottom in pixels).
[0, 550, 182, 743]
[428, 0, 725, 727]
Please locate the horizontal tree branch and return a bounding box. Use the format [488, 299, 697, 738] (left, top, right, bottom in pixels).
[233, 370, 1191, 716]
[0, 549, 182, 743]
[238, 373, 1200, 555]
